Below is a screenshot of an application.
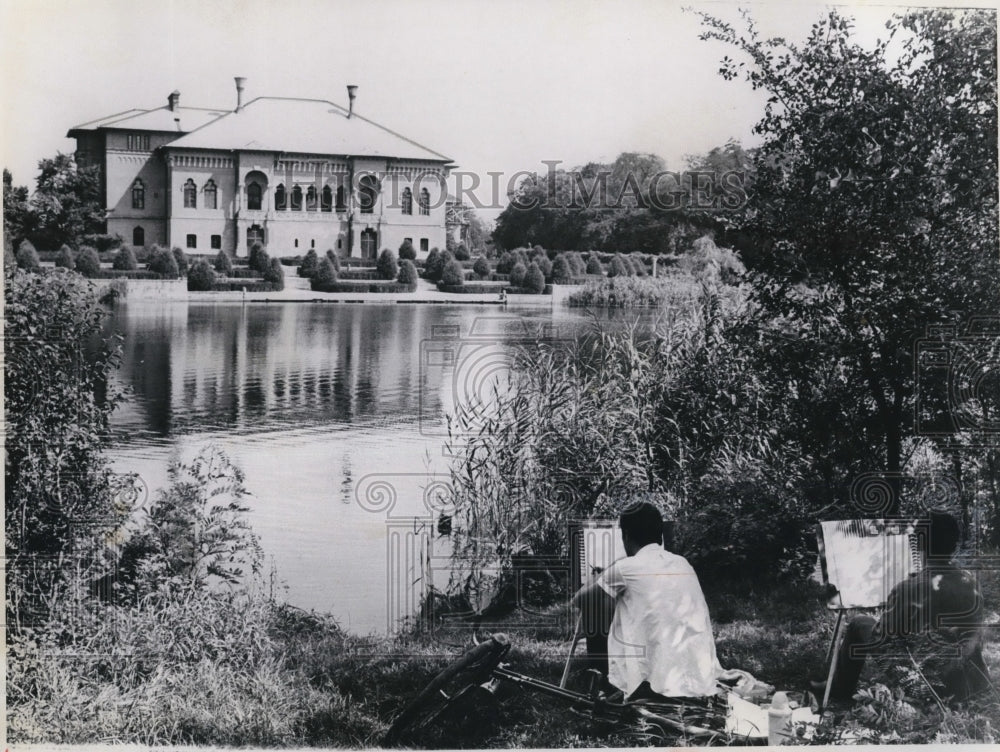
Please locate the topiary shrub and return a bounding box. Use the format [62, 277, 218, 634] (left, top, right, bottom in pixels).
[248, 242, 269, 274]
[74, 246, 101, 277]
[535, 255, 553, 282]
[454, 242, 470, 261]
[424, 248, 443, 280]
[496, 251, 515, 274]
[325, 249, 342, 273]
[187, 259, 216, 291]
[312, 259, 338, 290]
[510, 261, 527, 288]
[147, 245, 179, 277]
[472, 255, 490, 279]
[551, 254, 572, 284]
[586, 254, 603, 275]
[607, 255, 628, 278]
[264, 257, 285, 290]
[524, 262, 546, 293]
[298, 249, 319, 278]
[16, 240, 40, 271]
[397, 259, 418, 285]
[376, 248, 399, 280]
[445, 234, 457, 254]
[398, 239, 416, 261]
[113, 246, 138, 271]
[633, 255, 647, 277]
[55, 244, 76, 271]
[172, 247, 189, 274]
[214, 249, 234, 275]
[441, 259, 465, 287]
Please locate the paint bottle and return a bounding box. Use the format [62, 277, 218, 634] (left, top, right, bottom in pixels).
[768, 691, 792, 746]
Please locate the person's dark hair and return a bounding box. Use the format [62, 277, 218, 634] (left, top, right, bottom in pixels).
[619, 501, 663, 548]
[927, 510, 961, 559]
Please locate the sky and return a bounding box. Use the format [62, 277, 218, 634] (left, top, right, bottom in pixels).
[1, 0, 991, 222]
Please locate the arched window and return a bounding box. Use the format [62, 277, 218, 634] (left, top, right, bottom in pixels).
[291, 185, 303, 211]
[359, 175, 379, 214]
[131, 179, 145, 210]
[419, 188, 430, 216]
[360, 228, 378, 259]
[321, 185, 333, 212]
[336, 185, 346, 211]
[133, 226, 145, 246]
[401, 187, 413, 215]
[275, 184, 287, 210]
[204, 179, 217, 210]
[183, 179, 196, 208]
[246, 182, 262, 210]
[306, 185, 317, 211]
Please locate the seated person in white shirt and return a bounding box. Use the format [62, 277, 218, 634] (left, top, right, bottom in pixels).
[571, 502, 722, 700]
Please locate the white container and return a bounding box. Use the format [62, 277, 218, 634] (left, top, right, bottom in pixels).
[768, 691, 793, 746]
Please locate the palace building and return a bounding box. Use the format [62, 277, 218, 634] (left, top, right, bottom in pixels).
[68, 78, 453, 259]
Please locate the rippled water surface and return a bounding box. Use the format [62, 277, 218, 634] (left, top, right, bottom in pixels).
[108, 300, 658, 633]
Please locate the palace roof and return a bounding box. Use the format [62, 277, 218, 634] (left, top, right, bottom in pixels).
[67, 106, 230, 136]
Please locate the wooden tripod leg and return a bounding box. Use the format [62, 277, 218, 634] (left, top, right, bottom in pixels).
[559, 613, 584, 689]
[821, 609, 845, 713]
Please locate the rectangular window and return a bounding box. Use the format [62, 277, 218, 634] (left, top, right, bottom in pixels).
[311, 239, 315, 248]
[337, 238, 342, 249]
[420, 238, 429, 252]
[186, 234, 197, 249]
[126, 133, 150, 150]
[211, 235, 222, 249]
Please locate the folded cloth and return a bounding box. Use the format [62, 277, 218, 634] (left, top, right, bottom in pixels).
[718, 668, 775, 703]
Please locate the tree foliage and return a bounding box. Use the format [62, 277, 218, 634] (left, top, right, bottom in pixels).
[27, 154, 105, 250]
[187, 260, 216, 291]
[376, 248, 399, 280]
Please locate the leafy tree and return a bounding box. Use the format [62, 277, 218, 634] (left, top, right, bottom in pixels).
[551, 254, 572, 283]
[441, 259, 465, 286]
[524, 262, 546, 293]
[113, 246, 138, 271]
[29, 154, 104, 249]
[74, 246, 101, 277]
[398, 239, 416, 261]
[214, 249, 233, 275]
[568, 252, 587, 276]
[55, 244, 76, 270]
[697, 8, 1000, 512]
[510, 261, 527, 288]
[4, 168, 32, 249]
[147, 245, 179, 277]
[171, 247, 189, 275]
[376, 248, 399, 280]
[187, 260, 216, 291]
[264, 257, 284, 290]
[16, 240, 40, 271]
[5, 269, 125, 628]
[472, 255, 490, 279]
[298, 248, 319, 278]
[398, 259, 418, 285]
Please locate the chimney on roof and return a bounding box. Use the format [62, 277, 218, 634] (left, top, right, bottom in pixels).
[347, 85, 358, 118]
[168, 90, 180, 112]
[234, 77, 247, 112]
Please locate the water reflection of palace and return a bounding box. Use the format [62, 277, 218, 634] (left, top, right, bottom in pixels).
[111, 302, 439, 438]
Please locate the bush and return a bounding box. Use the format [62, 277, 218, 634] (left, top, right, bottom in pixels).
[147, 245, 179, 277]
[86, 269, 162, 280]
[325, 249, 341, 273]
[16, 239, 40, 271]
[376, 248, 399, 280]
[509, 261, 527, 288]
[423, 248, 444, 280]
[437, 282, 507, 294]
[172, 247, 189, 274]
[5, 242, 16, 274]
[472, 255, 491, 279]
[445, 234, 457, 254]
[75, 246, 101, 277]
[551, 254, 572, 284]
[187, 260, 216, 291]
[264, 258, 285, 290]
[55, 244, 76, 271]
[535, 255, 553, 282]
[398, 239, 416, 261]
[454, 242, 470, 261]
[441, 259, 465, 287]
[633, 255, 647, 277]
[607, 255, 629, 278]
[586, 254, 604, 275]
[248, 242, 269, 274]
[298, 249, 319, 278]
[524, 262, 546, 293]
[313, 259, 338, 290]
[113, 246, 138, 271]
[397, 259, 418, 285]
[496, 251, 515, 274]
[215, 250, 234, 274]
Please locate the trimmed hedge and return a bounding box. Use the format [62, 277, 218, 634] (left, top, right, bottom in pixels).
[87, 270, 164, 280]
[438, 282, 552, 295]
[209, 280, 283, 292]
[311, 280, 418, 293]
[336, 268, 382, 280]
[226, 268, 265, 279]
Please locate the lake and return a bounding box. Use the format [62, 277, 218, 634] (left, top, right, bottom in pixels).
[107, 300, 657, 634]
